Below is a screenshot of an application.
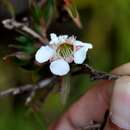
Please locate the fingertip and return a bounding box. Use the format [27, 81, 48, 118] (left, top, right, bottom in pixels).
[110, 76, 130, 130]
[112, 62, 130, 75]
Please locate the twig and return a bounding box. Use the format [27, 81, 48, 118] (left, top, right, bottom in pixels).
[72, 64, 120, 80]
[2, 19, 46, 43]
[82, 64, 120, 80]
[0, 77, 56, 97]
[0, 64, 122, 98]
[25, 91, 36, 105]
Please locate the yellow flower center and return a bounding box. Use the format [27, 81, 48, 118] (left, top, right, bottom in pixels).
[57, 43, 73, 58]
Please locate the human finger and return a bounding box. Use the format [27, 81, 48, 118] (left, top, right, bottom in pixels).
[49, 63, 130, 130]
[104, 76, 130, 130]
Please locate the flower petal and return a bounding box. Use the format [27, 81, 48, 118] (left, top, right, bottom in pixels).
[74, 46, 89, 64]
[35, 46, 54, 63]
[50, 33, 57, 40]
[50, 33, 59, 44]
[58, 35, 68, 43]
[74, 40, 93, 64]
[50, 59, 70, 76]
[75, 40, 93, 49]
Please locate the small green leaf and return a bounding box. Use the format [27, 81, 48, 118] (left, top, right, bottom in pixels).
[43, 0, 55, 24]
[15, 52, 31, 60]
[31, 4, 43, 24]
[3, 52, 37, 71]
[64, 0, 82, 28]
[3, 51, 31, 62]
[16, 36, 34, 45]
[16, 36, 29, 45]
[16, 36, 37, 54]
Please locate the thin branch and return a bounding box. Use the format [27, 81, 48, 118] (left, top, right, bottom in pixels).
[2, 19, 47, 43]
[25, 91, 36, 105]
[72, 64, 120, 80]
[0, 77, 56, 97]
[82, 64, 120, 80]
[0, 64, 122, 98]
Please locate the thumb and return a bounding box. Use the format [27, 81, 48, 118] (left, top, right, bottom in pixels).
[105, 76, 130, 130]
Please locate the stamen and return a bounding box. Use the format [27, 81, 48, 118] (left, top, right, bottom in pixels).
[57, 43, 73, 59]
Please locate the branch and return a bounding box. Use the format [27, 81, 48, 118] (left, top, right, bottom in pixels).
[25, 91, 36, 105]
[0, 64, 122, 98]
[0, 77, 56, 97]
[2, 19, 47, 43]
[72, 64, 120, 80]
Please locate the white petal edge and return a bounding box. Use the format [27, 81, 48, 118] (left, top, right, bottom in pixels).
[58, 35, 68, 43]
[50, 59, 70, 76]
[50, 33, 57, 40]
[75, 40, 93, 49]
[74, 46, 89, 64]
[50, 33, 59, 44]
[35, 46, 54, 63]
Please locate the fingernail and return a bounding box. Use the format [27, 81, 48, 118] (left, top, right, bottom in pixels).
[110, 76, 130, 130]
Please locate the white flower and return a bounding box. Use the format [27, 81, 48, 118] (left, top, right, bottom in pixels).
[35, 33, 93, 76]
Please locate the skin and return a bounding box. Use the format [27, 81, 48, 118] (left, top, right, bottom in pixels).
[49, 63, 130, 130]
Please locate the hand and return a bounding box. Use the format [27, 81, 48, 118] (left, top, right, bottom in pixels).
[49, 63, 130, 130]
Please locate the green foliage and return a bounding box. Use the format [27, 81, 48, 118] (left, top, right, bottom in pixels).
[42, 0, 55, 24]
[27, 108, 47, 130]
[16, 36, 36, 54]
[31, 0, 55, 33]
[64, 0, 82, 28]
[31, 4, 43, 25]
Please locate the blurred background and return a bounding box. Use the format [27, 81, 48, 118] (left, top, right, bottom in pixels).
[0, 0, 130, 129]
